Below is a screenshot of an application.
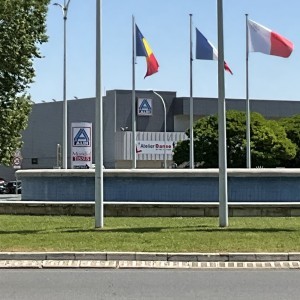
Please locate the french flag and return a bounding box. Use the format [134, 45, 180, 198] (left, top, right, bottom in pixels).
[195, 28, 233, 75]
[247, 19, 294, 58]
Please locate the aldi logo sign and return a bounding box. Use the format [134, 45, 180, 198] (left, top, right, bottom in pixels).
[71, 122, 92, 169]
[73, 128, 90, 146]
[138, 98, 152, 116]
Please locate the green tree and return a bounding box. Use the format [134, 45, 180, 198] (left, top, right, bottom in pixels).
[226, 110, 247, 167]
[251, 114, 296, 167]
[0, 0, 49, 165]
[173, 114, 219, 168]
[279, 115, 300, 167]
[173, 110, 296, 168]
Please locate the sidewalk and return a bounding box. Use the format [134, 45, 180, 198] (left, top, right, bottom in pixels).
[1, 252, 300, 269]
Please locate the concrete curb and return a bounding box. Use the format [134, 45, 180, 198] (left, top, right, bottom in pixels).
[1, 252, 300, 266]
[0, 251, 299, 262]
[1, 260, 300, 270]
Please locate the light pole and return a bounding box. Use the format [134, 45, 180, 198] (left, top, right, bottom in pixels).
[189, 13, 194, 169]
[152, 91, 167, 169]
[95, 0, 104, 228]
[53, 0, 71, 169]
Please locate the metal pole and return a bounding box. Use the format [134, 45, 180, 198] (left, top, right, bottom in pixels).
[63, 1, 67, 169]
[132, 16, 137, 169]
[217, 0, 228, 227]
[153, 91, 167, 169]
[54, 0, 71, 169]
[95, 0, 103, 228]
[189, 14, 194, 169]
[56, 144, 62, 168]
[245, 14, 251, 168]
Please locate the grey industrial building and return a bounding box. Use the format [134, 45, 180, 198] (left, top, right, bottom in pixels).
[1, 89, 300, 180]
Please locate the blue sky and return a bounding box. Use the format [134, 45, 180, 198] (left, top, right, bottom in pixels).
[28, 0, 300, 103]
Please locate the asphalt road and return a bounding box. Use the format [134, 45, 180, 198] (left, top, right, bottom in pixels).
[0, 269, 299, 300]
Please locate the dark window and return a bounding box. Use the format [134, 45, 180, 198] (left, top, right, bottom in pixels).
[32, 158, 38, 165]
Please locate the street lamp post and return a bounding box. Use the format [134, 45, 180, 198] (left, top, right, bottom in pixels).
[95, 0, 104, 228]
[152, 91, 167, 169]
[54, 0, 71, 169]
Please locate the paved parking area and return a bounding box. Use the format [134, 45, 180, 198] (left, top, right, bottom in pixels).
[0, 194, 21, 201]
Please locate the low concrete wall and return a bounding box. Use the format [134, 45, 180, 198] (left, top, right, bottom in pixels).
[1, 201, 300, 217]
[17, 168, 300, 202]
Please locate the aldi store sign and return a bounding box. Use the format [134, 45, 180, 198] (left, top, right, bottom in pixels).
[137, 98, 152, 116]
[71, 122, 92, 169]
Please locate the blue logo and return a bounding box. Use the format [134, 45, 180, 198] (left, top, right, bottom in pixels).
[73, 128, 90, 146]
[138, 98, 152, 115]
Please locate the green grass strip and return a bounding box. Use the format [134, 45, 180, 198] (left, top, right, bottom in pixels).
[0, 215, 300, 252]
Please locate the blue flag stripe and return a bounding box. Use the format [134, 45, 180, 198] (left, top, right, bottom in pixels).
[195, 28, 216, 60]
[135, 25, 147, 57]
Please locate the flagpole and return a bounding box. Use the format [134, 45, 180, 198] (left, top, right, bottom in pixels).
[132, 15, 137, 169]
[217, 0, 228, 227]
[95, 0, 103, 228]
[62, 0, 69, 169]
[245, 14, 251, 168]
[189, 14, 194, 169]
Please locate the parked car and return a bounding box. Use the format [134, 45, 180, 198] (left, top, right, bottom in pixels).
[0, 177, 6, 185]
[3, 181, 22, 194]
[0, 182, 7, 194]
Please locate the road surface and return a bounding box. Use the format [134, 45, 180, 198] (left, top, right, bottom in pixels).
[0, 269, 299, 299]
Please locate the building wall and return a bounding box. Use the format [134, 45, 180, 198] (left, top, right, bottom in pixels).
[1, 98, 96, 180]
[174, 115, 203, 132]
[103, 90, 117, 168]
[178, 97, 300, 119]
[22, 98, 96, 171]
[114, 90, 177, 133]
[174, 97, 300, 132]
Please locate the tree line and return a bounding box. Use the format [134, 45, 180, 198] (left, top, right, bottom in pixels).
[173, 110, 300, 168]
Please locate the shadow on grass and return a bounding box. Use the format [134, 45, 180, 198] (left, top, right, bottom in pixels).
[186, 228, 298, 233]
[59, 226, 298, 234]
[0, 226, 298, 235]
[0, 225, 210, 235]
[0, 230, 45, 235]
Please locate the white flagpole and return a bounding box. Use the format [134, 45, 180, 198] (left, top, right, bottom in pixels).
[245, 14, 251, 168]
[189, 14, 194, 169]
[132, 16, 137, 169]
[217, 0, 228, 227]
[62, 0, 68, 169]
[95, 0, 104, 228]
[53, 0, 71, 169]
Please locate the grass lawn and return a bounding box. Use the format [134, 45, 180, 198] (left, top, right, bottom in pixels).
[1, 215, 300, 252]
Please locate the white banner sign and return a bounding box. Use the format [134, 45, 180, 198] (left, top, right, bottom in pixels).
[71, 122, 92, 169]
[136, 141, 176, 155]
